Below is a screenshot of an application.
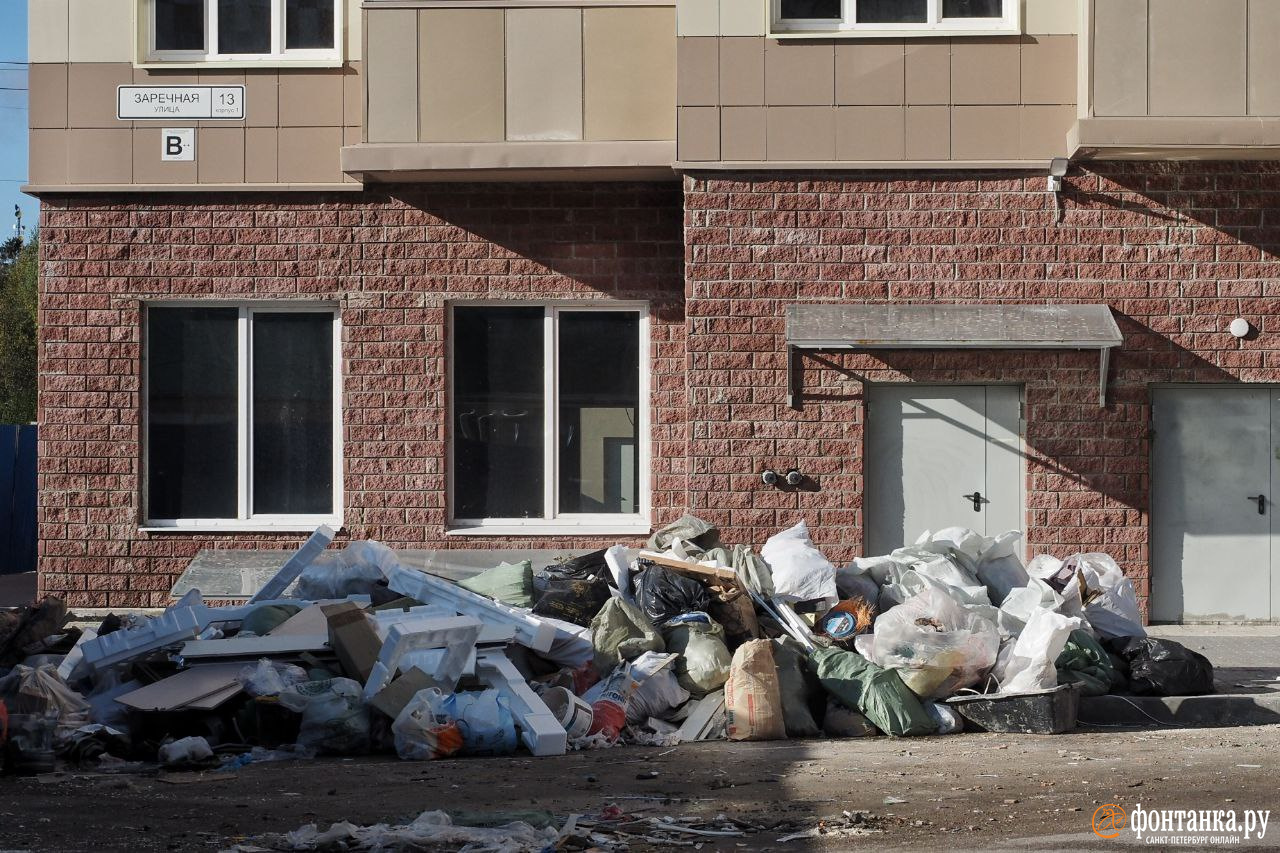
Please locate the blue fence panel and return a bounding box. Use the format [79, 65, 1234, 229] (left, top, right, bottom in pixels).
[0, 424, 37, 576]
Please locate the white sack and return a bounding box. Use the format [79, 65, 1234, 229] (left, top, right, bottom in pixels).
[761, 521, 838, 609]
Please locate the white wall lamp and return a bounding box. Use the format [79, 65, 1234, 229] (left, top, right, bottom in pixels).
[1230, 318, 1252, 339]
[1047, 157, 1069, 193]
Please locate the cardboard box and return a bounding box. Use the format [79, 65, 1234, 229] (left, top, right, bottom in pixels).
[368, 668, 433, 720]
[320, 602, 380, 683]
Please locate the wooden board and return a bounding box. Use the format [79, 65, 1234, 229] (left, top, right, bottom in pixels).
[116, 663, 245, 712]
[636, 552, 739, 584]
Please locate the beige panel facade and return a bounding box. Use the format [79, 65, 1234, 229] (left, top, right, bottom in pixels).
[677, 33, 1077, 164]
[584, 7, 676, 141]
[836, 41, 905, 107]
[720, 38, 765, 106]
[28, 0, 69, 64]
[67, 0, 133, 63]
[278, 70, 345, 129]
[419, 9, 505, 143]
[197, 127, 247, 184]
[1248, 1, 1280, 115]
[1090, 0, 1147, 117]
[1024, 0, 1079, 35]
[507, 8, 584, 141]
[677, 106, 720, 161]
[765, 39, 835, 106]
[1147, 0, 1246, 117]
[67, 128, 132, 184]
[28, 64, 68, 130]
[366, 9, 418, 143]
[678, 36, 719, 107]
[677, 0, 719, 36]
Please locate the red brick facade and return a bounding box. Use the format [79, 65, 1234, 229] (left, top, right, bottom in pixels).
[37, 183, 685, 607]
[684, 161, 1280, 615]
[35, 163, 1280, 614]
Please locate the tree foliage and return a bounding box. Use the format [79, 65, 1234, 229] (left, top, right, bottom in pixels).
[0, 235, 38, 424]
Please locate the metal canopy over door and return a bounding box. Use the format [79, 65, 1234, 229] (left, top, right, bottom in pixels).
[1151, 387, 1278, 623]
[865, 385, 1024, 555]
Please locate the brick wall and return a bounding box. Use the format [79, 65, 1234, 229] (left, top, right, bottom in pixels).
[683, 162, 1280, 614]
[37, 182, 686, 606]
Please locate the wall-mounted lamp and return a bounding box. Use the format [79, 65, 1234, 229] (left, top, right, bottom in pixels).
[1047, 157, 1069, 193]
[1230, 318, 1252, 339]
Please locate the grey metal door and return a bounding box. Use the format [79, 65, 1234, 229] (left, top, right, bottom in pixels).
[1151, 387, 1275, 622]
[865, 385, 1024, 555]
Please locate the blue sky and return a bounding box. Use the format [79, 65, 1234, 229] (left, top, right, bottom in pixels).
[0, 1, 33, 243]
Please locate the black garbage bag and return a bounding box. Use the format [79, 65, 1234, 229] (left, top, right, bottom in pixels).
[531, 576, 612, 627]
[1105, 636, 1214, 697]
[533, 550, 610, 597]
[632, 561, 711, 626]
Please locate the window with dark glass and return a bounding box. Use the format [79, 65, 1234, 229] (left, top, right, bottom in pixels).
[777, 0, 1015, 30]
[154, 0, 205, 52]
[452, 306, 643, 523]
[146, 306, 338, 523]
[149, 0, 338, 59]
[780, 0, 842, 19]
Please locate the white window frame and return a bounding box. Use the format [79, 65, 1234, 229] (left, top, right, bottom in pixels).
[771, 0, 1020, 36]
[144, 0, 343, 64]
[446, 301, 652, 537]
[141, 302, 344, 532]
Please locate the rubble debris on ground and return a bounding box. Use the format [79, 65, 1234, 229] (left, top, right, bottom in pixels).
[0, 515, 1217, 776]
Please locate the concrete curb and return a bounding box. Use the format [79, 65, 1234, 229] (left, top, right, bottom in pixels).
[1079, 693, 1280, 728]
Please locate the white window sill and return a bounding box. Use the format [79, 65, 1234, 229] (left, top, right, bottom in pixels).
[770, 27, 1019, 39]
[447, 523, 652, 537]
[141, 520, 342, 534]
[136, 59, 345, 70]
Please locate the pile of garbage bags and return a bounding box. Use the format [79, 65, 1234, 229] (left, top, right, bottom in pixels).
[0, 516, 1217, 774]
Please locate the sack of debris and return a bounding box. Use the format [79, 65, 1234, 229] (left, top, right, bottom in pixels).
[0, 664, 90, 744]
[1056, 629, 1123, 697]
[1070, 553, 1146, 640]
[392, 688, 465, 760]
[279, 677, 371, 755]
[295, 539, 398, 600]
[770, 638, 821, 738]
[531, 575, 612, 628]
[810, 647, 937, 737]
[626, 651, 689, 724]
[994, 608, 1082, 694]
[761, 521, 838, 610]
[1105, 636, 1213, 697]
[589, 598, 664, 677]
[632, 562, 711, 626]
[661, 614, 732, 697]
[458, 560, 535, 609]
[724, 640, 786, 741]
[431, 689, 519, 756]
[857, 587, 1000, 700]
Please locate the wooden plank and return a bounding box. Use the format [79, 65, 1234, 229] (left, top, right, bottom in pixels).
[268, 604, 328, 636]
[637, 551, 739, 584]
[180, 634, 330, 659]
[116, 663, 245, 712]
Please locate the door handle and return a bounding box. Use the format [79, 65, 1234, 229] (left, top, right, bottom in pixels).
[962, 492, 989, 513]
[1248, 494, 1267, 515]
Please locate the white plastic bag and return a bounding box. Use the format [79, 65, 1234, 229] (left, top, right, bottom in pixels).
[237, 658, 308, 698]
[974, 531, 1030, 606]
[864, 587, 1000, 699]
[997, 608, 1082, 694]
[761, 521, 838, 609]
[158, 735, 213, 766]
[431, 689, 518, 756]
[391, 688, 464, 760]
[1072, 553, 1146, 640]
[626, 651, 690, 723]
[294, 539, 397, 599]
[279, 677, 371, 754]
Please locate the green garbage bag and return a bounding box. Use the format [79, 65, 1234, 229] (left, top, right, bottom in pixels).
[589, 598, 665, 676]
[771, 638, 821, 738]
[458, 561, 535, 608]
[663, 616, 732, 697]
[1056, 629, 1122, 697]
[810, 647, 937, 737]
